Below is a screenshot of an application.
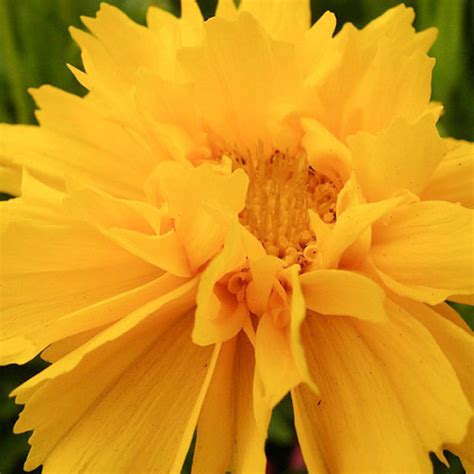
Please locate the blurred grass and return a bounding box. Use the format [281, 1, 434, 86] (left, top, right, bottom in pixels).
[0, 0, 472, 473]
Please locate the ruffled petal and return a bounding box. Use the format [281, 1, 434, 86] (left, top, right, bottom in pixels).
[309, 4, 437, 139]
[292, 313, 431, 472]
[215, 0, 237, 20]
[193, 222, 250, 345]
[178, 12, 297, 151]
[253, 266, 316, 432]
[349, 115, 446, 202]
[371, 201, 474, 304]
[301, 117, 351, 183]
[354, 299, 472, 453]
[193, 334, 266, 473]
[73, 3, 167, 103]
[317, 194, 408, 269]
[399, 299, 473, 406]
[421, 139, 474, 208]
[0, 187, 161, 364]
[13, 304, 217, 473]
[157, 160, 248, 271]
[66, 181, 192, 276]
[240, 0, 310, 43]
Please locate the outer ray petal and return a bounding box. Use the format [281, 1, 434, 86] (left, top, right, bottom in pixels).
[14, 306, 217, 474]
[12, 278, 198, 401]
[300, 269, 388, 322]
[354, 300, 472, 452]
[421, 139, 474, 208]
[292, 313, 431, 472]
[66, 181, 191, 276]
[193, 334, 266, 473]
[349, 114, 446, 202]
[399, 299, 474, 406]
[371, 201, 474, 304]
[0, 108, 150, 199]
[448, 294, 474, 307]
[399, 300, 474, 467]
[74, 2, 168, 101]
[239, 0, 310, 43]
[0, 190, 162, 364]
[309, 4, 436, 140]
[215, 0, 237, 20]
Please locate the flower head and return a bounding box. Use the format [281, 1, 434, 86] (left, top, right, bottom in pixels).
[1, 0, 473, 472]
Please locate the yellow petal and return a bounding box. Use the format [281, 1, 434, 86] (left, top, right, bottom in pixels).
[0, 161, 21, 196]
[371, 201, 474, 304]
[448, 294, 474, 306]
[296, 11, 336, 79]
[434, 302, 473, 331]
[309, 4, 436, 140]
[157, 160, 248, 271]
[79, 4, 165, 87]
[12, 278, 198, 402]
[246, 255, 283, 316]
[215, 0, 237, 20]
[2, 272, 189, 365]
[400, 300, 474, 466]
[145, 1, 203, 81]
[253, 313, 301, 431]
[180, 0, 204, 45]
[301, 117, 351, 183]
[421, 139, 474, 208]
[66, 182, 191, 276]
[14, 307, 217, 473]
[354, 299, 472, 452]
[319, 194, 408, 269]
[292, 313, 430, 472]
[300, 269, 388, 322]
[286, 265, 317, 394]
[253, 266, 316, 430]
[399, 299, 474, 406]
[349, 115, 446, 202]
[0, 119, 146, 200]
[193, 222, 249, 345]
[135, 70, 208, 163]
[240, 0, 310, 43]
[193, 334, 266, 473]
[349, 50, 435, 134]
[178, 12, 296, 151]
[40, 325, 109, 363]
[2, 170, 68, 224]
[0, 191, 165, 364]
[447, 420, 474, 473]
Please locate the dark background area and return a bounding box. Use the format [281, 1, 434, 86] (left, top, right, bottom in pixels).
[0, 0, 472, 472]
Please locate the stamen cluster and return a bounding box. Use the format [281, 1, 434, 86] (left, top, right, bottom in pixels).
[231, 147, 340, 266]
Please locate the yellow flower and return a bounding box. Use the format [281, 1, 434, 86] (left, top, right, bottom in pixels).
[1, 0, 473, 472]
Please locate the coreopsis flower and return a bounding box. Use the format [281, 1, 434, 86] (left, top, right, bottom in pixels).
[1, 0, 473, 472]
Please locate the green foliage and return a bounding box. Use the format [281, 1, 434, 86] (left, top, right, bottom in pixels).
[0, 1, 472, 473]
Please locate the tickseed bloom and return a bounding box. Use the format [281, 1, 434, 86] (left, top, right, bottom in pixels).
[1, 0, 473, 472]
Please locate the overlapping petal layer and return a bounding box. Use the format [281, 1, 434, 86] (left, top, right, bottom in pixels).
[0, 0, 473, 473]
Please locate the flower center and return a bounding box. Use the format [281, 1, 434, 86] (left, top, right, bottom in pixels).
[230, 147, 341, 265]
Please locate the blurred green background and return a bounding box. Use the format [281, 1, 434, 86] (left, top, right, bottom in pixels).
[0, 0, 472, 473]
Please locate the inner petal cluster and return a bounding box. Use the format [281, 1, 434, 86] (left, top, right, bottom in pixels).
[230, 147, 341, 266]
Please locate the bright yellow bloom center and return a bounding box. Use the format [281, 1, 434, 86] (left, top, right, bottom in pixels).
[231, 147, 341, 266]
